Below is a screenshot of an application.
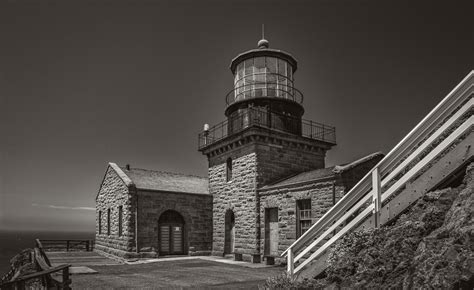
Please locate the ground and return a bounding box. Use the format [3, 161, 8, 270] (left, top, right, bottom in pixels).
[48, 252, 283, 289]
[72, 259, 282, 289]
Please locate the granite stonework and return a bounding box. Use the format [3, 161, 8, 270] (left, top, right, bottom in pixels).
[206, 131, 335, 262]
[95, 166, 136, 258]
[95, 164, 212, 259]
[136, 189, 212, 256]
[257, 153, 383, 264]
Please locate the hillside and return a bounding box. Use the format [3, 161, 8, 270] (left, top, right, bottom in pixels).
[264, 162, 473, 289]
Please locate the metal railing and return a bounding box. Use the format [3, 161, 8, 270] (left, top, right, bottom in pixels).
[39, 239, 95, 252]
[282, 71, 474, 277]
[198, 107, 336, 150]
[226, 83, 304, 107]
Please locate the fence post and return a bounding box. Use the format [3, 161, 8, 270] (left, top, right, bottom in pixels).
[62, 266, 71, 290]
[287, 248, 294, 277]
[372, 167, 382, 228]
[66, 241, 70, 252]
[86, 240, 90, 251]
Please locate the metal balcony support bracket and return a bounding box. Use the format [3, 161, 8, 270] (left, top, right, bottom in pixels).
[371, 167, 382, 228]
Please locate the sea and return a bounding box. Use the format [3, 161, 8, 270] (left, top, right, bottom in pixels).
[0, 230, 94, 276]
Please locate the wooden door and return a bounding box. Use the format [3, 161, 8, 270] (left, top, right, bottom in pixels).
[171, 225, 183, 254]
[224, 210, 235, 254]
[265, 208, 279, 256]
[229, 222, 235, 253]
[159, 224, 183, 255]
[159, 225, 170, 253]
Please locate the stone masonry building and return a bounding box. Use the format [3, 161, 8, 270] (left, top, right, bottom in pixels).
[95, 163, 212, 258]
[95, 39, 383, 263]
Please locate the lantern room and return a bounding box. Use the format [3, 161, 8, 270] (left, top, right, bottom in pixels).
[225, 39, 304, 135]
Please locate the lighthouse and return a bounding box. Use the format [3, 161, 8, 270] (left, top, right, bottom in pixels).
[198, 38, 336, 262]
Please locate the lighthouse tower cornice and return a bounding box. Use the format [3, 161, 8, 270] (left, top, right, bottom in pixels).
[230, 48, 298, 74]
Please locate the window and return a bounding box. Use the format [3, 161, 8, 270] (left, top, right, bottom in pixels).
[226, 158, 232, 182]
[107, 208, 111, 235]
[118, 206, 123, 237]
[98, 211, 102, 234]
[297, 199, 312, 237]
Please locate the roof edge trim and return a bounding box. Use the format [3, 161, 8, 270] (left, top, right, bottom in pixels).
[332, 152, 385, 173]
[109, 162, 135, 187]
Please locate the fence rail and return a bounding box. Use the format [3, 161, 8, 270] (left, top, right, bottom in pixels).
[39, 239, 95, 252]
[198, 107, 336, 149]
[282, 71, 474, 277]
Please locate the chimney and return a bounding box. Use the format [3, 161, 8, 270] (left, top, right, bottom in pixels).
[125, 164, 130, 171]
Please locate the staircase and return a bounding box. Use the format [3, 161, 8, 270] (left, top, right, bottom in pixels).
[282, 71, 474, 279]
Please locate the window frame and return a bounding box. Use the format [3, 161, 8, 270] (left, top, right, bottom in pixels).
[226, 158, 233, 182]
[98, 211, 102, 234]
[296, 199, 312, 238]
[107, 208, 111, 236]
[118, 206, 123, 237]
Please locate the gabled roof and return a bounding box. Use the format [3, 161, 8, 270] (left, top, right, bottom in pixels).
[262, 152, 384, 189]
[119, 166, 209, 195]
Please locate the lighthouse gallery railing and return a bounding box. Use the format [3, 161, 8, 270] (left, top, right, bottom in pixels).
[198, 107, 336, 150]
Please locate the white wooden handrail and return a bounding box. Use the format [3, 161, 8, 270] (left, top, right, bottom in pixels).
[282, 71, 474, 277]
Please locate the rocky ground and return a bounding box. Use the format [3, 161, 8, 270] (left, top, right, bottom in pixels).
[264, 163, 474, 289]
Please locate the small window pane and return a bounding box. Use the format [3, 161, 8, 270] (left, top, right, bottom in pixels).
[237, 62, 244, 79]
[245, 59, 254, 76]
[254, 57, 265, 69]
[278, 59, 286, 76]
[266, 57, 277, 73]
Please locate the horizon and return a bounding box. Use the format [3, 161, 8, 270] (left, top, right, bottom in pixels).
[1, 0, 473, 232]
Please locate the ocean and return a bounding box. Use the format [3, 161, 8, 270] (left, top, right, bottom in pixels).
[0, 230, 94, 276]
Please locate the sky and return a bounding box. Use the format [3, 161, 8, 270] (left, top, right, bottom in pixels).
[0, 0, 473, 233]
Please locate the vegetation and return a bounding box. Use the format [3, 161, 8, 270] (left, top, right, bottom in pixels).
[262, 164, 473, 289]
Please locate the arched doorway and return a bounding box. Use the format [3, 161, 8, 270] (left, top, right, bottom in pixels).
[224, 210, 235, 255]
[158, 210, 185, 255]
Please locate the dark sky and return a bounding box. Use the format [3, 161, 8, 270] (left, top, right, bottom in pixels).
[0, 0, 473, 232]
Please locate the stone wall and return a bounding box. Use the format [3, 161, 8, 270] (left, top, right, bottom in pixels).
[95, 166, 136, 258]
[259, 180, 345, 264]
[255, 142, 326, 187]
[257, 154, 383, 264]
[208, 145, 259, 261]
[136, 190, 213, 257]
[208, 139, 328, 262]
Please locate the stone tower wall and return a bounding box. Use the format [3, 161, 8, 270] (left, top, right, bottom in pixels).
[255, 142, 326, 187]
[209, 145, 259, 261]
[208, 138, 328, 261]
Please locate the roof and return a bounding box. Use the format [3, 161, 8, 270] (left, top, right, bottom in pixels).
[117, 165, 209, 195]
[264, 166, 337, 189]
[263, 152, 384, 189]
[332, 152, 384, 173]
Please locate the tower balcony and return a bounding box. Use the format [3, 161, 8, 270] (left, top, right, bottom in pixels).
[198, 107, 336, 150]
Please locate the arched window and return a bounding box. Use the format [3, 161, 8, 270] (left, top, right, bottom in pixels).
[226, 158, 233, 182]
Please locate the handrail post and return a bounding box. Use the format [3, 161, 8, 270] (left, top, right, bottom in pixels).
[66, 240, 70, 252]
[287, 248, 294, 277]
[62, 266, 71, 290]
[372, 167, 382, 228]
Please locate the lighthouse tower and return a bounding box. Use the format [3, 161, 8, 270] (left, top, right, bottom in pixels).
[198, 38, 336, 262]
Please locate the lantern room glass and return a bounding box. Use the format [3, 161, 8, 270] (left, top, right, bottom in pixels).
[233, 57, 294, 102]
